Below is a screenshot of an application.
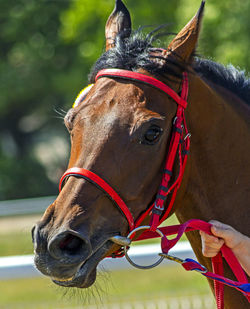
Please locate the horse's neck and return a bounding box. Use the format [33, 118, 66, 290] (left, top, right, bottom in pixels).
[174, 72, 250, 308]
[176, 72, 250, 235]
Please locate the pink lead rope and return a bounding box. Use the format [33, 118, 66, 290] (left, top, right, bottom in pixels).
[59, 68, 250, 308]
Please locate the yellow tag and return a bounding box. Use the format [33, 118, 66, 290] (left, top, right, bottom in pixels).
[72, 84, 94, 108]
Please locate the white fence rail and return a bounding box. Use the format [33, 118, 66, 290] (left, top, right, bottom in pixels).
[0, 242, 195, 280]
[0, 197, 195, 280]
[0, 195, 55, 216]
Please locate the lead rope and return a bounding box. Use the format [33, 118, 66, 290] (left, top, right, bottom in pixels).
[213, 253, 224, 309]
[132, 219, 250, 308]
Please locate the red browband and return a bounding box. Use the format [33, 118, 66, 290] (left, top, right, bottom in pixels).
[95, 69, 188, 109]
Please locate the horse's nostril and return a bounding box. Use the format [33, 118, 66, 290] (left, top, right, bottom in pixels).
[59, 234, 84, 255]
[48, 231, 91, 263]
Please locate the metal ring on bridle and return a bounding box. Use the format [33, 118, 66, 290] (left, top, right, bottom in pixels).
[124, 225, 165, 269]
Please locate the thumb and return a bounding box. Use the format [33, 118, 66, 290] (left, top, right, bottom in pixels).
[209, 220, 236, 243]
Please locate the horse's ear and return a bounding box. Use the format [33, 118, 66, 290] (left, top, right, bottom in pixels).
[165, 1, 205, 63]
[105, 0, 131, 51]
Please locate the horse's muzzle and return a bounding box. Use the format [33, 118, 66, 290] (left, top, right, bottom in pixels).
[32, 225, 95, 284]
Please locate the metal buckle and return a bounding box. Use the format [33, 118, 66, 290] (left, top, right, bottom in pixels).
[124, 225, 165, 270]
[154, 203, 164, 211]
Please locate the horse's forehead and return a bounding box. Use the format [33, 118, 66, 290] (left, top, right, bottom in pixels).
[94, 78, 147, 107]
[77, 78, 148, 123]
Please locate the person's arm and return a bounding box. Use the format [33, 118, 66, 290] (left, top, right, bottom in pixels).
[200, 220, 250, 276]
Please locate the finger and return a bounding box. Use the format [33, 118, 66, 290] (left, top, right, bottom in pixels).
[201, 234, 224, 250]
[200, 231, 222, 246]
[209, 220, 231, 232]
[209, 220, 224, 226]
[201, 238, 224, 257]
[202, 246, 221, 257]
[211, 224, 234, 239]
[200, 231, 224, 257]
[208, 220, 234, 239]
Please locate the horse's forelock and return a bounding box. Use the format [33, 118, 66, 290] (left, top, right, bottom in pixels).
[89, 27, 185, 84]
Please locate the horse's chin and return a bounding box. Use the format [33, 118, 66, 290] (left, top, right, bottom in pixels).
[51, 241, 114, 288]
[52, 265, 97, 288]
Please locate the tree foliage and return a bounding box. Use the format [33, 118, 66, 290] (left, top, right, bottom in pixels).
[0, 0, 249, 200]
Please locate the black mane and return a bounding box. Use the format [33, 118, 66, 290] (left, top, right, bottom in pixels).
[194, 59, 250, 104]
[89, 29, 250, 105]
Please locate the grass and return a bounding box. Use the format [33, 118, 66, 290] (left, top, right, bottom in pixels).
[0, 231, 33, 256]
[0, 266, 212, 309]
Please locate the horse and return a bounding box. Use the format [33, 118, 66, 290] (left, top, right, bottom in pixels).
[32, 1, 250, 308]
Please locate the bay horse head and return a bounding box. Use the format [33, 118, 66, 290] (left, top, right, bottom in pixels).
[32, 0, 224, 289]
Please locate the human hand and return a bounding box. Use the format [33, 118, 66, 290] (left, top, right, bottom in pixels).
[200, 220, 245, 258]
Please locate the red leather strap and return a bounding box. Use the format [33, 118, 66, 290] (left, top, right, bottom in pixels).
[96, 69, 188, 109]
[212, 253, 224, 309]
[59, 167, 135, 231]
[221, 244, 248, 283]
[149, 72, 189, 231]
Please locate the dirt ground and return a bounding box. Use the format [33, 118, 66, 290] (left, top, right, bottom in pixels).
[0, 215, 41, 234]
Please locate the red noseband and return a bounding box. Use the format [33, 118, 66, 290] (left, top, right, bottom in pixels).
[59, 167, 135, 231]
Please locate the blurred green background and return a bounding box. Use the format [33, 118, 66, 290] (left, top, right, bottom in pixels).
[2, 1, 248, 307]
[0, 0, 249, 201]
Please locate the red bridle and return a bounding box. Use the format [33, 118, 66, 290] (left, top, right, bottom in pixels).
[59, 69, 250, 307]
[59, 68, 190, 233]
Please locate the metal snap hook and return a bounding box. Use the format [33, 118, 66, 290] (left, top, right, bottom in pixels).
[159, 254, 208, 274]
[124, 225, 165, 270]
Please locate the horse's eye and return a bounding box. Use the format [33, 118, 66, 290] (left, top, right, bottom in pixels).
[142, 126, 163, 145]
